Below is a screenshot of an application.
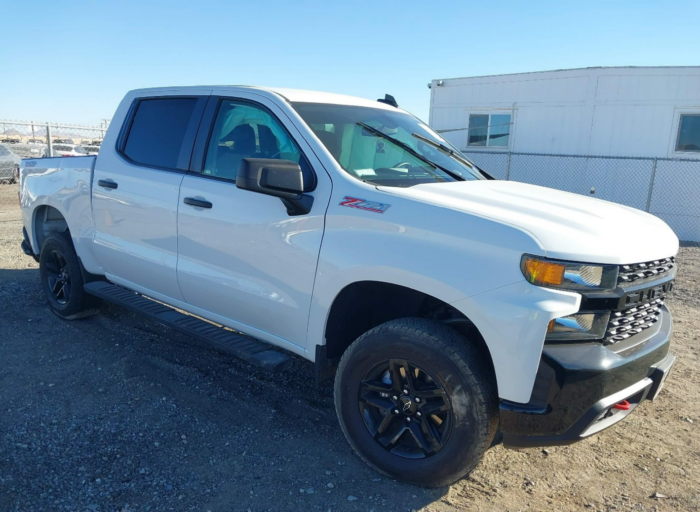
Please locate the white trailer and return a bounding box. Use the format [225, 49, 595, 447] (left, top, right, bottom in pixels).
[429, 66, 700, 157]
[429, 67, 700, 242]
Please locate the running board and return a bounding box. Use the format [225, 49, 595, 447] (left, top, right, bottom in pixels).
[84, 281, 292, 372]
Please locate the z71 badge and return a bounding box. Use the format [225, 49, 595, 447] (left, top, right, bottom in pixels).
[339, 196, 391, 214]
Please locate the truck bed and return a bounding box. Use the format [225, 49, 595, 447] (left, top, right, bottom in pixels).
[20, 155, 97, 265]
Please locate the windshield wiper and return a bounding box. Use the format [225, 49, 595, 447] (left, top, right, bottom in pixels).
[411, 133, 474, 167]
[357, 122, 464, 181]
[411, 132, 493, 179]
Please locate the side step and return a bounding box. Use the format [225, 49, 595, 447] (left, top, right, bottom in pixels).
[84, 281, 292, 372]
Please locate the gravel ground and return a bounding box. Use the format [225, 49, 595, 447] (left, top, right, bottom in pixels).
[0, 183, 699, 512]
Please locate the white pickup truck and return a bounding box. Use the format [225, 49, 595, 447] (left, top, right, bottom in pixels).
[19, 86, 678, 487]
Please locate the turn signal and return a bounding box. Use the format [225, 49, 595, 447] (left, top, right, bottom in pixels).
[522, 257, 565, 286]
[547, 319, 556, 334]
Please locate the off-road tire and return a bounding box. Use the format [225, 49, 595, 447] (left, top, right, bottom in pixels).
[39, 233, 100, 320]
[334, 317, 498, 487]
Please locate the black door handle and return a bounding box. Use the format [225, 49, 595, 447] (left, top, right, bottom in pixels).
[98, 179, 118, 189]
[183, 197, 213, 209]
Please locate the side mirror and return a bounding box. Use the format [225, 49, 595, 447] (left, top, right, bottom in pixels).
[237, 158, 303, 198]
[236, 158, 313, 216]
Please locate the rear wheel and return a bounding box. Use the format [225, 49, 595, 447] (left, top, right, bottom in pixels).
[334, 318, 498, 487]
[39, 233, 100, 320]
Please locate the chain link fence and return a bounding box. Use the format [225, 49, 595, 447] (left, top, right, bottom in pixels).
[0, 120, 106, 222]
[2, 120, 699, 243]
[465, 151, 700, 244]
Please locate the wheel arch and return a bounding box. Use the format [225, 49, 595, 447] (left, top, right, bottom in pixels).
[316, 280, 496, 385]
[32, 204, 69, 252]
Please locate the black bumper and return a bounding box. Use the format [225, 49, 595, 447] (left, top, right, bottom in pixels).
[500, 306, 674, 448]
[21, 227, 39, 262]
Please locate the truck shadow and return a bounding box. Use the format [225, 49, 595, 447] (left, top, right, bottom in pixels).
[0, 268, 454, 511]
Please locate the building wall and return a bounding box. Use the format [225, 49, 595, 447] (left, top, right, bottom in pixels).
[430, 67, 700, 158]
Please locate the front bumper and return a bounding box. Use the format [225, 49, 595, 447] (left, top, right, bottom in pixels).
[500, 305, 674, 448]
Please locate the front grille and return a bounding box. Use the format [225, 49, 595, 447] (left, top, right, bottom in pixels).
[603, 256, 676, 345]
[618, 257, 675, 285]
[604, 297, 665, 345]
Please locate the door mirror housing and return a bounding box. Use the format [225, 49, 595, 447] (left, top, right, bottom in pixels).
[237, 158, 313, 216]
[237, 158, 304, 198]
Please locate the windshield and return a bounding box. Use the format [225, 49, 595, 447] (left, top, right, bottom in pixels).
[292, 103, 484, 187]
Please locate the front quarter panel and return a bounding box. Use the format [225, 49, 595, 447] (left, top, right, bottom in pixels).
[452, 281, 581, 403]
[307, 181, 549, 376]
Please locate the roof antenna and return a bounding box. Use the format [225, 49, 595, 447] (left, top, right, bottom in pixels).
[377, 94, 398, 108]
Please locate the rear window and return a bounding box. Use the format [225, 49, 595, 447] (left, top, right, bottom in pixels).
[123, 98, 198, 170]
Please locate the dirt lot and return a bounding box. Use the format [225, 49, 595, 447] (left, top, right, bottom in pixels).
[0, 182, 699, 512]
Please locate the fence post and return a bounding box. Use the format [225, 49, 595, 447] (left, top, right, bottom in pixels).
[505, 152, 512, 180]
[645, 158, 658, 212]
[46, 123, 53, 157]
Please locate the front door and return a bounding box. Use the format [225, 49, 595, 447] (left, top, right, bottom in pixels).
[92, 94, 207, 300]
[176, 96, 329, 349]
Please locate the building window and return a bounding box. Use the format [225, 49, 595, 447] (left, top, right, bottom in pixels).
[468, 113, 511, 148]
[676, 114, 700, 152]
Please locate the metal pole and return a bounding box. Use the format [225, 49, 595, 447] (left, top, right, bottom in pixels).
[47, 123, 53, 158]
[645, 158, 658, 212]
[505, 152, 512, 181]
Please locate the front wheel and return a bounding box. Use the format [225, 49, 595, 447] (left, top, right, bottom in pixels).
[39, 233, 100, 320]
[334, 318, 498, 487]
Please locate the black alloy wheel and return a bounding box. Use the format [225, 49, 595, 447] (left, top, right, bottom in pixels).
[39, 232, 101, 320]
[44, 249, 71, 305]
[335, 318, 498, 487]
[359, 358, 452, 459]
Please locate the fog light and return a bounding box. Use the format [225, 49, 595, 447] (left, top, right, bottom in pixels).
[546, 311, 610, 341]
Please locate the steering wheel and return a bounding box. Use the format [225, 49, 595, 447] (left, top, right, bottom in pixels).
[393, 161, 413, 169]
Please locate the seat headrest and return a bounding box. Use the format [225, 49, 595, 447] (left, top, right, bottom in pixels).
[223, 124, 256, 154]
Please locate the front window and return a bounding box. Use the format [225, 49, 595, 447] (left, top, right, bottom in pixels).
[467, 113, 511, 148]
[676, 114, 700, 152]
[292, 103, 484, 187]
[202, 99, 315, 190]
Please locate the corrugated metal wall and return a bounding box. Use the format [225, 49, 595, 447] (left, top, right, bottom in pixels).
[430, 67, 700, 158]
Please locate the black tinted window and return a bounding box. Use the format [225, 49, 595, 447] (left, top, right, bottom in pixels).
[123, 98, 198, 169]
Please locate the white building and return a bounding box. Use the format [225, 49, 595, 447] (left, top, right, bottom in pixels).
[429, 66, 700, 157]
[428, 67, 700, 242]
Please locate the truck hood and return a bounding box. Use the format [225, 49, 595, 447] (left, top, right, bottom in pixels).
[379, 180, 679, 265]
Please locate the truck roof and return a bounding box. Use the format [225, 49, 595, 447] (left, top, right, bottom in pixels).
[127, 86, 401, 111]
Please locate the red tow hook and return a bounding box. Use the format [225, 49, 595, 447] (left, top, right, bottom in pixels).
[613, 400, 631, 411]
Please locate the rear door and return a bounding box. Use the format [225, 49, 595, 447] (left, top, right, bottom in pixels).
[176, 93, 331, 348]
[92, 93, 208, 300]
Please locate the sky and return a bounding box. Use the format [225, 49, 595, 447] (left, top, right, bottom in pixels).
[0, 0, 698, 126]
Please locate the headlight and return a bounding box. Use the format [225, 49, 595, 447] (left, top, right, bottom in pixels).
[546, 311, 610, 341]
[521, 255, 618, 292]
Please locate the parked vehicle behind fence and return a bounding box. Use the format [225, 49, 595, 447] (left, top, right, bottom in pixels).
[0, 144, 21, 182]
[51, 144, 87, 157]
[17, 86, 678, 487]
